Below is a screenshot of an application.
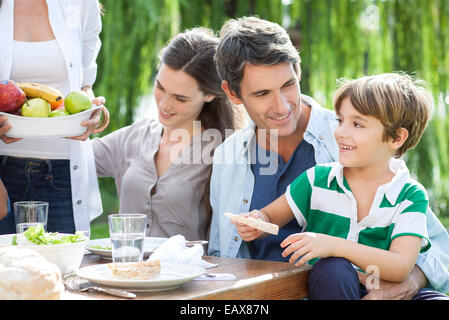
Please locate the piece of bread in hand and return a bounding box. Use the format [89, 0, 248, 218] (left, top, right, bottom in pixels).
[108, 260, 161, 280]
[225, 212, 279, 235]
[0, 247, 64, 300]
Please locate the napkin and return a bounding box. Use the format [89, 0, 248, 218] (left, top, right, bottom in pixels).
[148, 235, 216, 269]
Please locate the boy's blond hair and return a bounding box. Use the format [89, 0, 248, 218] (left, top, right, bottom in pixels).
[333, 73, 433, 158]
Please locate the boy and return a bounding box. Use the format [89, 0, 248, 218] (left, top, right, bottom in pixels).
[233, 73, 441, 299]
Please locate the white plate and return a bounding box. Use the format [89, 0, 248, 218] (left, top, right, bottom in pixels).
[87, 237, 168, 260]
[1, 105, 102, 138]
[76, 262, 205, 291]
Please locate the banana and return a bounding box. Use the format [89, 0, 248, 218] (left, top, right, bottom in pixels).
[16, 82, 64, 108]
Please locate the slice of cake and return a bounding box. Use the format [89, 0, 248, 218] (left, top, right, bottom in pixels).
[107, 260, 161, 280]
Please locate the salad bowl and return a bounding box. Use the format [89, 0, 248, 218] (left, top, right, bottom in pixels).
[0, 226, 88, 275]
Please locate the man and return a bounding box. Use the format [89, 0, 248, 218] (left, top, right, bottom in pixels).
[208, 16, 449, 299]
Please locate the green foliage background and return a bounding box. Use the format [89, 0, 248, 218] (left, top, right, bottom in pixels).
[91, 0, 449, 230]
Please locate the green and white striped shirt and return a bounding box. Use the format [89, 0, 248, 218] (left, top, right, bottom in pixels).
[286, 159, 431, 253]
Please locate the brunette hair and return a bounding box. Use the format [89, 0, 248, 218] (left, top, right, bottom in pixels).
[159, 27, 235, 138]
[215, 16, 301, 98]
[333, 73, 433, 158]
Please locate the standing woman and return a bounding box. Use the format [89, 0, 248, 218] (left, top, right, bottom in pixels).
[0, 0, 107, 234]
[93, 28, 236, 241]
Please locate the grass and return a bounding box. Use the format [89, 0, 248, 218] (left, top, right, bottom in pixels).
[438, 216, 449, 231]
[90, 218, 109, 239]
[90, 178, 117, 239]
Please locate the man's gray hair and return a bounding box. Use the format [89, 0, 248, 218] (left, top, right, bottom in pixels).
[215, 16, 301, 97]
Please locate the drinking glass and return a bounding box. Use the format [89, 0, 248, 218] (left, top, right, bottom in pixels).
[108, 214, 147, 263]
[14, 201, 49, 233]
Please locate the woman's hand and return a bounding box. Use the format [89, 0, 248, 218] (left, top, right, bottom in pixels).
[91, 96, 106, 106]
[231, 210, 267, 242]
[69, 96, 107, 141]
[0, 115, 21, 144]
[281, 232, 339, 267]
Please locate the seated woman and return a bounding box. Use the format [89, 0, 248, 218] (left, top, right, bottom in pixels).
[92, 28, 236, 241]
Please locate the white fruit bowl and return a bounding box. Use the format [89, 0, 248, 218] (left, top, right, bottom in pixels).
[0, 105, 102, 138]
[0, 233, 88, 275]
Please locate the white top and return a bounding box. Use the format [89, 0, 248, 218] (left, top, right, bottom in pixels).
[0, 0, 104, 233]
[3, 40, 71, 159]
[0, 138, 70, 159]
[11, 40, 71, 95]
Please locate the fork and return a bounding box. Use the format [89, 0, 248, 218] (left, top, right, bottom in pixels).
[204, 273, 216, 278]
[63, 276, 136, 299]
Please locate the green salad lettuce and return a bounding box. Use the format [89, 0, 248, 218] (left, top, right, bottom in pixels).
[88, 244, 112, 250]
[12, 224, 87, 245]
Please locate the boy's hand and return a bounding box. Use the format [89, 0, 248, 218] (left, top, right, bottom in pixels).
[281, 232, 338, 267]
[231, 210, 267, 242]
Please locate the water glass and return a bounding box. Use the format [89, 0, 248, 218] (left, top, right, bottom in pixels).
[108, 214, 147, 263]
[14, 201, 49, 233]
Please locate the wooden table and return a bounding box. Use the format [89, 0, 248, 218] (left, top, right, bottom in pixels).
[64, 254, 311, 300]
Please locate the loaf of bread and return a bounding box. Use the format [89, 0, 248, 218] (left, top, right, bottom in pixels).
[108, 260, 161, 280]
[225, 212, 279, 235]
[0, 247, 64, 300]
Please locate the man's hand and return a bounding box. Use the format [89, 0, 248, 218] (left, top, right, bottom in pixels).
[358, 265, 426, 300]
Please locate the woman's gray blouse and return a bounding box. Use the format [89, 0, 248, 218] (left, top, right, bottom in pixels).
[92, 118, 219, 241]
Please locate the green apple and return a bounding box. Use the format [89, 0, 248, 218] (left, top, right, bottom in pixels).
[64, 91, 91, 114]
[49, 109, 70, 117]
[21, 98, 51, 117]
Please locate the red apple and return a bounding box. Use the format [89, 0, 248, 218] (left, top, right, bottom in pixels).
[0, 80, 27, 114]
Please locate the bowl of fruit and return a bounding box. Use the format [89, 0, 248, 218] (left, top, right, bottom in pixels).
[0, 80, 109, 138]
